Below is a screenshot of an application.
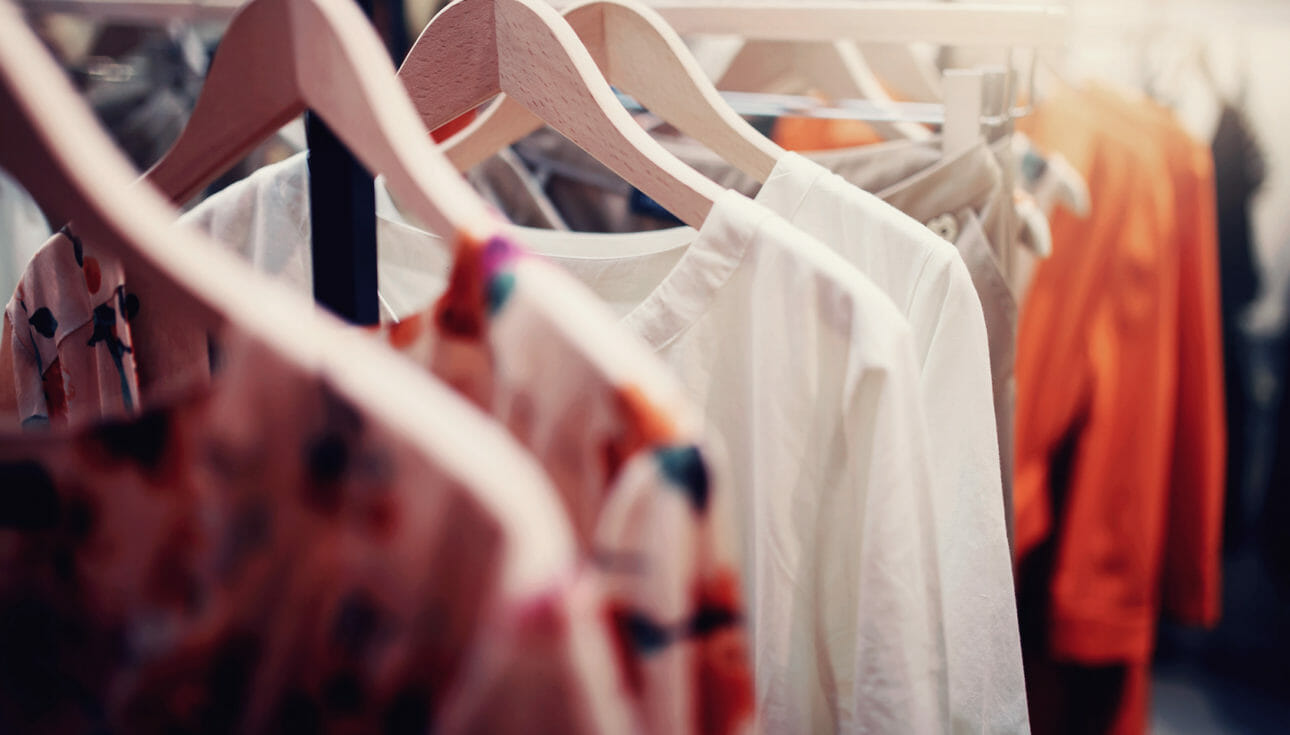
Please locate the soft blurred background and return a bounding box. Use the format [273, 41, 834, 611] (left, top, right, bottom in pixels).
[9, 1, 1290, 732]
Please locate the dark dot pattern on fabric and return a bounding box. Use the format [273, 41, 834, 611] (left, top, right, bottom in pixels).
[276, 689, 323, 735]
[382, 687, 431, 735]
[690, 604, 741, 638]
[120, 289, 140, 322]
[0, 597, 96, 725]
[332, 590, 380, 655]
[323, 671, 365, 713]
[51, 547, 76, 582]
[86, 303, 118, 347]
[304, 434, 349, 515]
[87, 409, 170, 471]
[27, 307, 57, 339]
[655, 445, 710, 513]
[0, 461, 60, 530]
[63, 496, 97, 542]
[623, 611, 671, 655]
[219, 501, 272, 578]
[62, 224, 84, 267]
[205, 633, 262, 731]
[618, 603, 741, 658]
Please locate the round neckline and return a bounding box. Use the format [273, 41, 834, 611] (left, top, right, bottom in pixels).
[376, 180, 761, 352]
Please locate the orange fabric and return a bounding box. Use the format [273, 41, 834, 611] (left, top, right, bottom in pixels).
[772, 116, 885, 151]
[1015, 85, 1225, 734]
[430, 109, 477, 143]
[1082, 88, 1226, 628]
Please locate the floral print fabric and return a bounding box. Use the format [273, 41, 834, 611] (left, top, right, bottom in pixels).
[380, 234, 754, 735]
[4, 221, 755, 733]
[6, 226, 139, 428]
[0, 324, 627, 734]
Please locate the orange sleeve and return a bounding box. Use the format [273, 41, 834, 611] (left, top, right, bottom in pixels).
[1161, 139, 1225, 627]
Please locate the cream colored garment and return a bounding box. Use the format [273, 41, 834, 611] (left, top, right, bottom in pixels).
[750, 153, 1025, 735]
[181, 156, 952, 734]
[664, 136, 1021, 558]
[493, 131, 1020, 555]
[475, 138, 1029, 733]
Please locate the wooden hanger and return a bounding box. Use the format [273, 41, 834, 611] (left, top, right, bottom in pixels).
[0, 0, 343, 354]
[856, 42, 944, 104]
[397, 0, 725, 228]
[442, 0, 782, 183]
[142, 0, 497, 245]
[718, 39, 933, 142]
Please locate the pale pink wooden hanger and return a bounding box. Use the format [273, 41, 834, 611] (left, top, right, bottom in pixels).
[718, 39, 933, 142]
[2, 1, 568, 550]
[442, 0, 783, 184]
[142, 0, 497, 243]
[396, 0, 725, 228]
[0, 0, 321, 342]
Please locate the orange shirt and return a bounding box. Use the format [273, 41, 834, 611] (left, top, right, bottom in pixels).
[1016, 83, 1224, 659]
[1016, 84, 1224, 732]
[1082, 87, 1225, 629]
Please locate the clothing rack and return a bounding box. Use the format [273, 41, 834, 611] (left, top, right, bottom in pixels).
[616, 89, 1023, 126]
[549, 1, 1070, 48]
[21, 0, 243, 22]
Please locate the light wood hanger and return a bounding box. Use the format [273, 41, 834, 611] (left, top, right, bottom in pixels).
[1, 3, 574, 606]
[442, 0, 782, 183]
[397, 0, 725, 228]
[0, 0, 348, 356]
[856, 42, 943, 104]
[717, 38, 933, 142]
[141, 0, 498, 244]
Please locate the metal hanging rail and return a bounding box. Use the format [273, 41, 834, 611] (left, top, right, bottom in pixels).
[21, 0, 244, 21]
[548, 1, 1070, 48]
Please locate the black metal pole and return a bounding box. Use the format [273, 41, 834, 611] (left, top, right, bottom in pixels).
[305, 0, 380, 325]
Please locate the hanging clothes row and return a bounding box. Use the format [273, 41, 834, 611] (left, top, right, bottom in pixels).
[0, 1, 1231, 734]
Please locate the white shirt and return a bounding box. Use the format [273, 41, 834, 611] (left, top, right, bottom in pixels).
[181, 155, 951, 734]
[754, 153, 1028, 734]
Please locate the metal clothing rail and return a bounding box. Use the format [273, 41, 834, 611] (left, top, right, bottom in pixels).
[549, 1, 1070, 48]
[21, 0, 244, 22]
[615, 89, 983, 125]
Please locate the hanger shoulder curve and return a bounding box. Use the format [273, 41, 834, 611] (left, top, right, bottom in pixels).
[402, 0, 722, 228]
[719, 38, 931, 142]
[143, 0, 496, 241]
[1, 1, 265, 333]
[595, 0, 781, 180]
[444, 0, 781, 182]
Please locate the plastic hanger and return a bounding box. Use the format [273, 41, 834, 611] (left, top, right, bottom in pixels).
[442, 0, 782, 183]
[718, 38, 933, 142]
[397, 0, 724, 228]
[142, 0, 497, 245]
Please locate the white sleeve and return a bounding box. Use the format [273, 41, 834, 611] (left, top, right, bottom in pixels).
[831, 315, 951, 734]
[908, 252, 1029, 733]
